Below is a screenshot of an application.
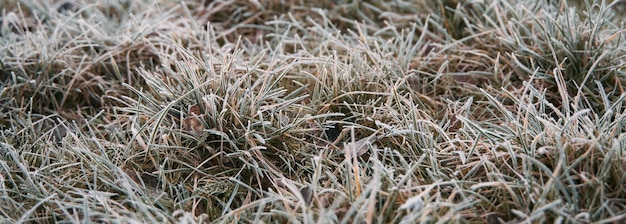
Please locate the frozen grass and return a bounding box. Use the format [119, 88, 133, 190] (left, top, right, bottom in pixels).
[1, 0, 625, 223]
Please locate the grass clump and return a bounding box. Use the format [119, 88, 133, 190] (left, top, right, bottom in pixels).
[1, 0, 625, 223]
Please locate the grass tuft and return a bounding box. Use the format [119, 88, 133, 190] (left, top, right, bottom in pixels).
[1, 0, 625, 223]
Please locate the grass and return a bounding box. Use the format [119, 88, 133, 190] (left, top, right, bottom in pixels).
[1, 0, 625, 223]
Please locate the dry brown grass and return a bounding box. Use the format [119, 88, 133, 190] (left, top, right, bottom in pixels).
[1, 0, 625, 223]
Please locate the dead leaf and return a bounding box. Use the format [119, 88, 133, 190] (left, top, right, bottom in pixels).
[182, 104, 204, 133]
[189, 104, 201, 115]
[300, 185, 312, 206]
[123, 169, 164, 197]
[124, 169, 140, 184]
[140, 173, 160, 189]
[182, 117, 203, 133]
[343, 134, 377, 158]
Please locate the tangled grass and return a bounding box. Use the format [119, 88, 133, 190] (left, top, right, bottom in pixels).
[1, 0, 625, 223]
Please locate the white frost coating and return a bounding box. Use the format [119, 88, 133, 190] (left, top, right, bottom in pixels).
[399, 195, 423, 210]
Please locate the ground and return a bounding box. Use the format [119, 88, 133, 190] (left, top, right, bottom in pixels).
[0, 0, 625, 223]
